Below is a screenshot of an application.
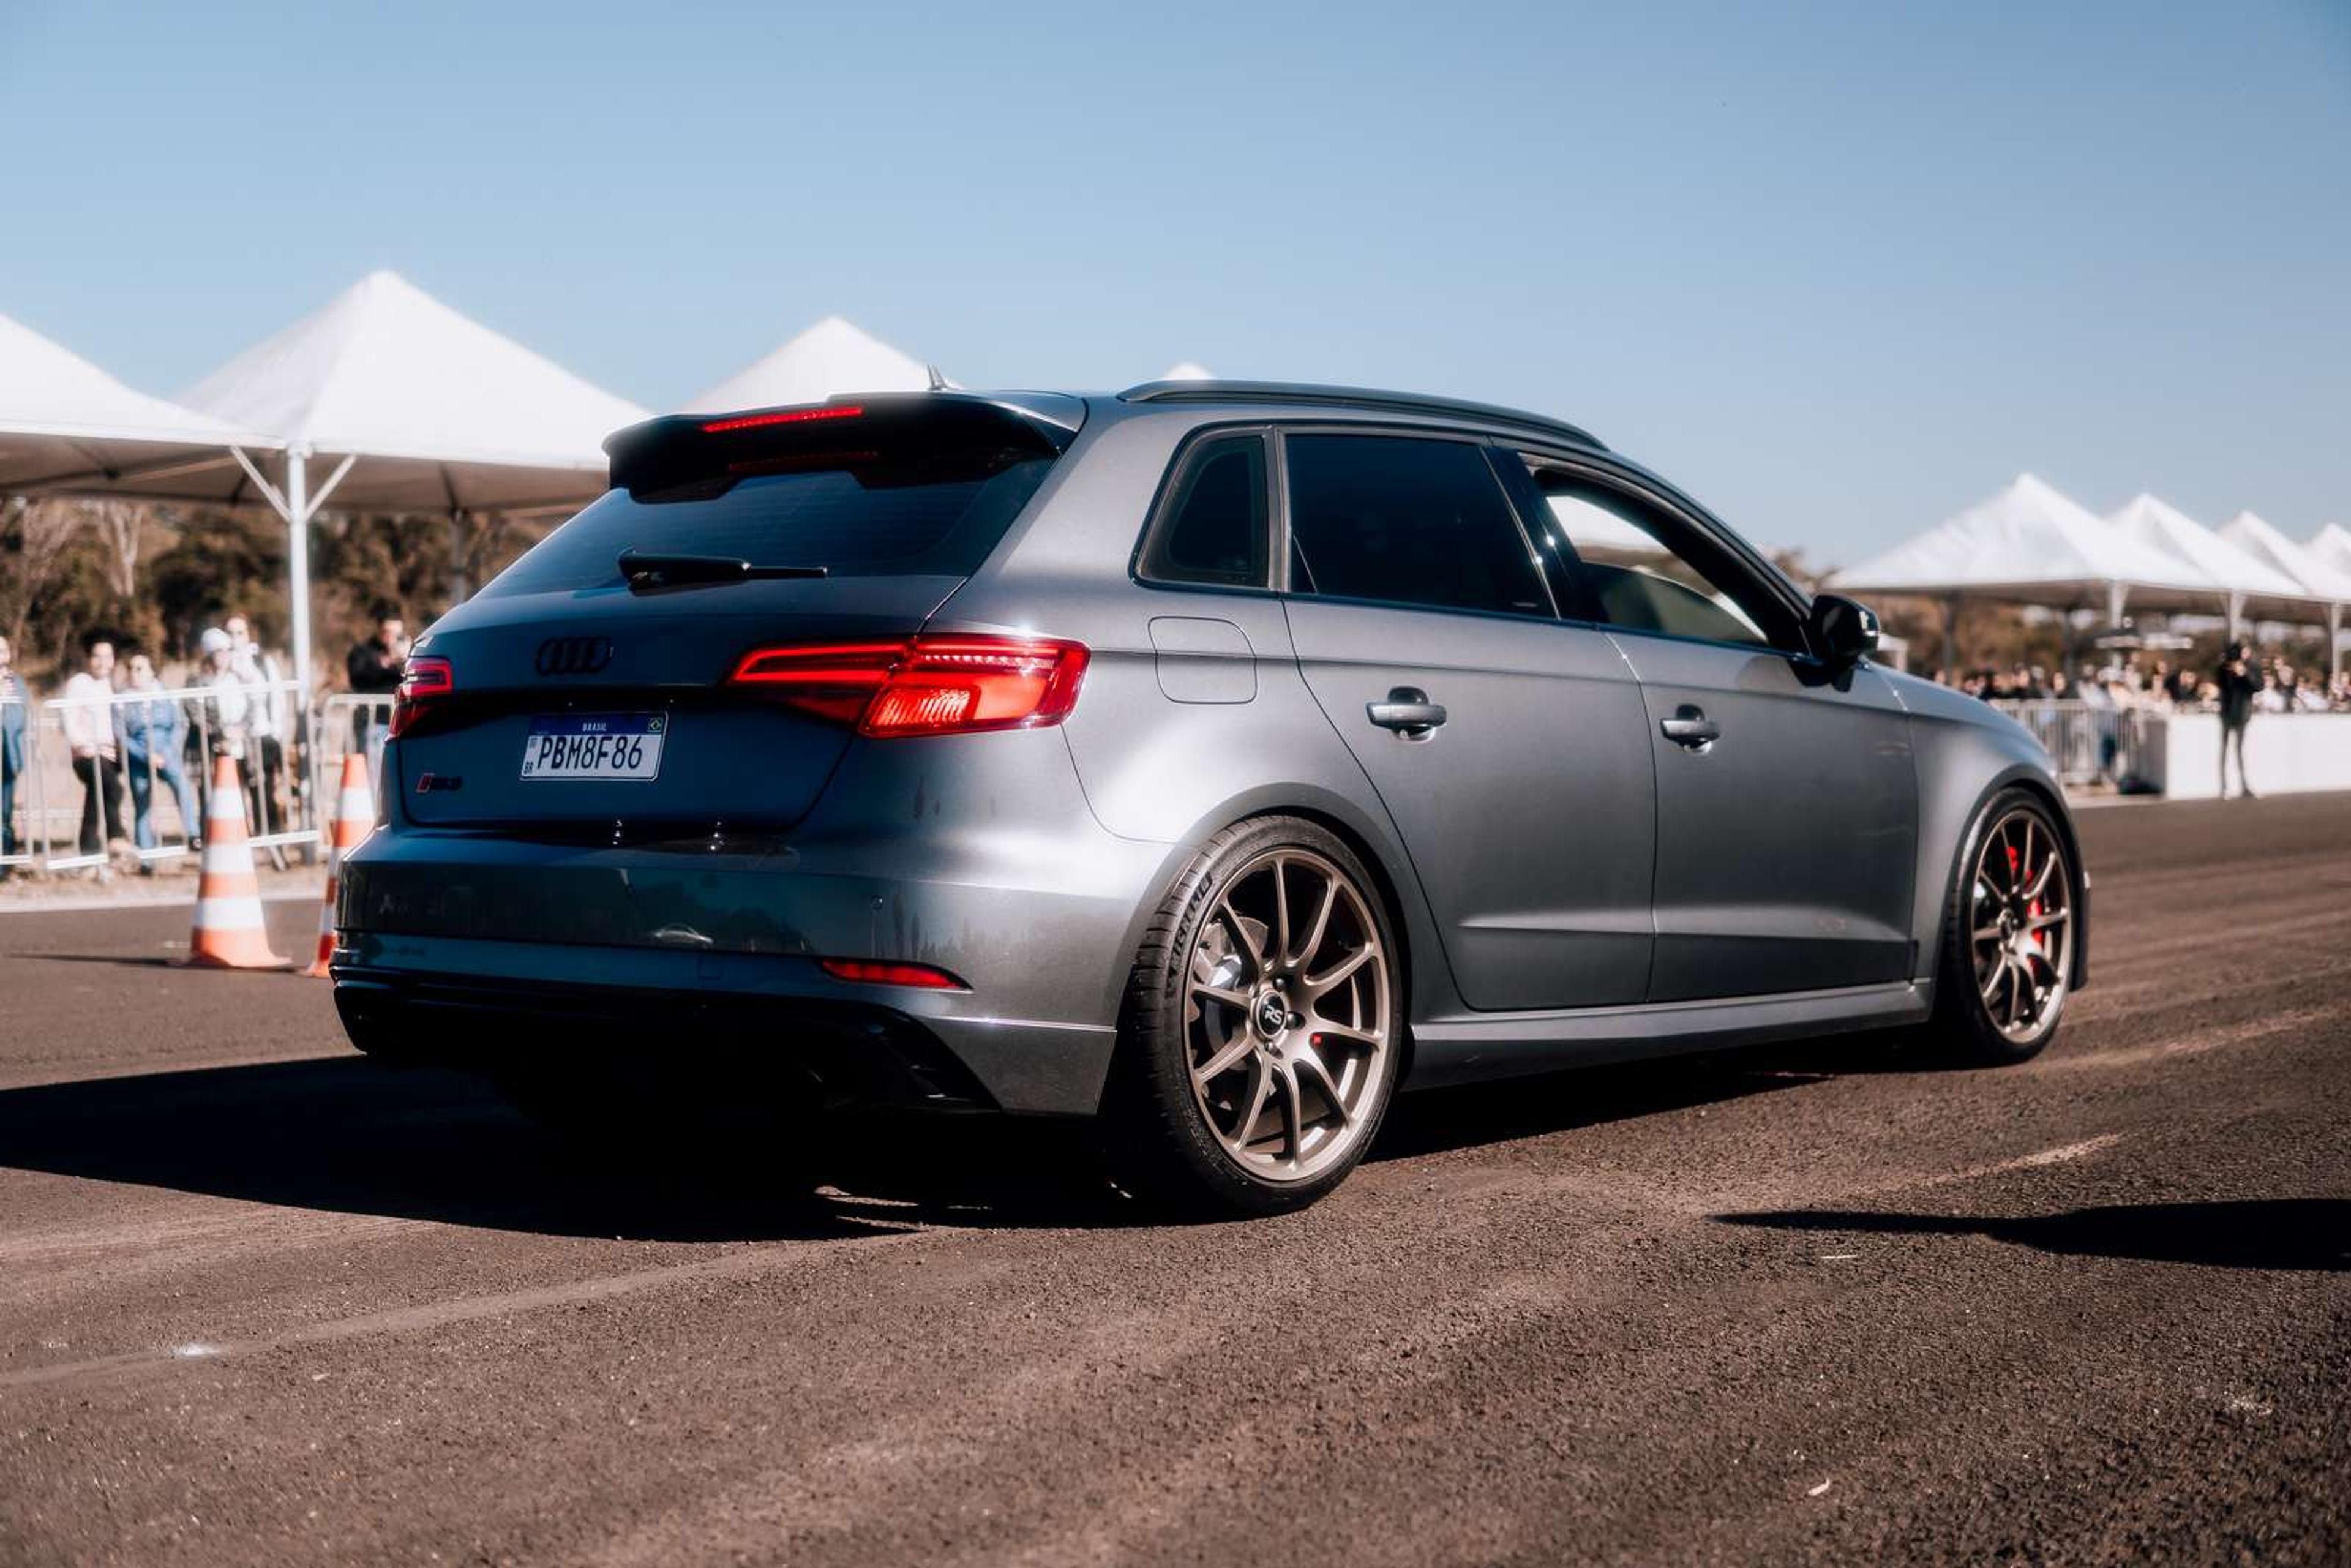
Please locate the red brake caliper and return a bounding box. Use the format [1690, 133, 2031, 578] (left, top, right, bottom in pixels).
[2009, 844, 2043, 961]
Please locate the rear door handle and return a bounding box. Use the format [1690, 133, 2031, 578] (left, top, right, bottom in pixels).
[1660, 705, 1720, 750]
[1367, 688, 1447, 737]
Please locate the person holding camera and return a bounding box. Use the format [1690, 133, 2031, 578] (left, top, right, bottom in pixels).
[2216, 640, 2261, 799]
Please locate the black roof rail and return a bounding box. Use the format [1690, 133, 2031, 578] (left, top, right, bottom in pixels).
[1117, 379, 1605, 451]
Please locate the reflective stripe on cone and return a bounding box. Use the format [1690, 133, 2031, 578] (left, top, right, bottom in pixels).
[184, 752, 288, 970]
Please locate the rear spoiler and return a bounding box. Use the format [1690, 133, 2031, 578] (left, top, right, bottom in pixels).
[604, 392, 1086, 499]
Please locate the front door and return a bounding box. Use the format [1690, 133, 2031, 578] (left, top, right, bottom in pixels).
[1279, 430, 1656, 1011]
[1522, 457, 1919, 1002]
[1617, 634, 1918, 999]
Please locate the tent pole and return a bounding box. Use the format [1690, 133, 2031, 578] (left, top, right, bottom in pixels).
[287, 446, 312, 711]
[1942, 593, 1959, 678]
[449, 509, 471, 605]
[2331, 604, 2343, 686]
[2227, 590, 2244, 639]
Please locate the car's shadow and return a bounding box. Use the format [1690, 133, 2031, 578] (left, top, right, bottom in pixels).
[0, 1042, 1859, 1240]
[1714, 1200, 2351, 1272]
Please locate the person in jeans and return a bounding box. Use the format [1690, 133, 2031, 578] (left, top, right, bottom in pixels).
[116, 651, 199, 871]
[2217, 640, 2261, 799]
[0, 634, 26, 876]
[61, 635, 127, 863]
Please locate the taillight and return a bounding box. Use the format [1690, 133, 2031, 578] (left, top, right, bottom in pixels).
[818, 958, 968, 989]
[730, 635, 1089, 737]
[388, 656, 454, 739]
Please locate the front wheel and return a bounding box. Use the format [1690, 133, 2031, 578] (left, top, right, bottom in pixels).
[1101, 817, 1403, 1218]
[1919, 788, 2077, 1065]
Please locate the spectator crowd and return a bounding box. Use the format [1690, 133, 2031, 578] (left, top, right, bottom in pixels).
[1927, 642, 2349, 798]
[0, 606, 405, 882]
[1930, 650, 2351, 713]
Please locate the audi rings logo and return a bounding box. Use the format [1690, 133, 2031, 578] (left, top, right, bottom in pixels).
[534, 635, 613, 677]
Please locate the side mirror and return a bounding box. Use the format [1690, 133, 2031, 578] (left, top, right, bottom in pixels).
[1809, 593, 1881, 667]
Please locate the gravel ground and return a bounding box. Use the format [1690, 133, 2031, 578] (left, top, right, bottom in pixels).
[0, 795, 2344, 1565]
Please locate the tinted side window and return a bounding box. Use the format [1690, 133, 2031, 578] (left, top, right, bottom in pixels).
[1139, 435, 1269, 588]
[1526, 465, 1800, 651]
[1284, 434, 1552, 618]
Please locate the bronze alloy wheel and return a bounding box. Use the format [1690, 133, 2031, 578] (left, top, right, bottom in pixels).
[1968, 805, 2074, 1043]
[1182, 847, 1391, 1184]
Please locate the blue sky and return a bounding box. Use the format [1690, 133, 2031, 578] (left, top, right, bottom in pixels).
[2, 0, 2345, 563]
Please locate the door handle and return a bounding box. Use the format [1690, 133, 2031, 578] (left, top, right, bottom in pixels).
[1660, 704, 1720, 751]
[1367, 688, 1447, 737]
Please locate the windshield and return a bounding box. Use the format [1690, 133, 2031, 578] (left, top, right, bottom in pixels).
[482, 456, 1054, 597]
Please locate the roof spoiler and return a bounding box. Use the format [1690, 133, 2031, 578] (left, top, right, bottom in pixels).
[604, 392, 1084, 498]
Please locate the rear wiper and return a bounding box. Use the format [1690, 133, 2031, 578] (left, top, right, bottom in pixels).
[617, 549, 829, 591]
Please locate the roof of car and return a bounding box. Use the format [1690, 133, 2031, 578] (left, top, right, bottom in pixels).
[1116, 379, 1606, 452]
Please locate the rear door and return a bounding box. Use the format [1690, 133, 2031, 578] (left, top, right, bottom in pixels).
[391, 395, 1074, 834]
[1521, 457, 1918, 1000]
[1280, 430, 1656, 1011]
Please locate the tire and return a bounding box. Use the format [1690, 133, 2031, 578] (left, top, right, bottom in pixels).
[1100, 816, 1404, 1218]
[1917, 787, 2077, 1065]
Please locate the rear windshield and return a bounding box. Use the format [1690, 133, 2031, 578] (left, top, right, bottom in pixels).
[482, 457, 1054, 597]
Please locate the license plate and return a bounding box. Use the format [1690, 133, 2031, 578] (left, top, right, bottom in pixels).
[520, 713, 667, 781]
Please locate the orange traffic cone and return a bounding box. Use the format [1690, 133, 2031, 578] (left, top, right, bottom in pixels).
[184, 754, 288, 970]
[306, 752, 375, 977]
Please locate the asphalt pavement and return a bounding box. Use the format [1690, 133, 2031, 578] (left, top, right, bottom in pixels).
[1, 795, 2345, 1565]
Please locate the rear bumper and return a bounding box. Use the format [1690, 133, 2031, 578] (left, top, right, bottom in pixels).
[330, 936, 1123, 1116]
[333, 961, 1009, 1111]
[333, 727, 1175, 1116]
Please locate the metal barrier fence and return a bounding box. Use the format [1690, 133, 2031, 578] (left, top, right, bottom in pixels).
[0, 683, 394, 880]
[1, 688, 42, 876]
[1992, 699, 2158, 788]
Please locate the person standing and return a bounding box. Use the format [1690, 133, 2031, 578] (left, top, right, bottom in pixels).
[0, 634, 26, 876]
[61, 635, 128, 864]
[116, 651, 199, 870]
[197, 627, 253, 812]
[224, 614, 288, 835]
[345, 604, 408, 775]
[2217, 640, 2261, 800]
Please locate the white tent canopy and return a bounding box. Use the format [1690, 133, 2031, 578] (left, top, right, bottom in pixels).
[2309, 522, 2351, 578]
[2104, 493, 2310, 626]
[0, 311, 269, 500]
[1159, 361, 1215, 381]
[182, 269, 647, 514]
[2216, 510, 2351, 677]
[2216, 510, 2351, 604]
[688, 316, 932, 412]
[1827, 473, 2216, 621]
[160, 269, 650, 693]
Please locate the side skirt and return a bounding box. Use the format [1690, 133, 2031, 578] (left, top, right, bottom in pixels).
[1403, 980, 1932, 1090]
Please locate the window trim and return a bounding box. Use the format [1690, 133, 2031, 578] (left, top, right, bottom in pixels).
[1270, 422, 1563, 625]
[1130, 424, 1279, 596]
[1510, 445, 1819, 661]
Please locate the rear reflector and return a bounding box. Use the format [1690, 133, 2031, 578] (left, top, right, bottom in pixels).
[730, 635, 1089, 737]
[819, 958, 969, 990]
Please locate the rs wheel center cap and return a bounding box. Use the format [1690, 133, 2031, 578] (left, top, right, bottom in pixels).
[1253, 991, 1289, 1040]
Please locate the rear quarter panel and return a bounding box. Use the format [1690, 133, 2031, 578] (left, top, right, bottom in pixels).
[935, 408, 1470, 1027]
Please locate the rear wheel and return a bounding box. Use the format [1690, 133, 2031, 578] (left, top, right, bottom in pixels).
[1919, 789, 2076, 1064]
[1102, 817, 1403, 1218]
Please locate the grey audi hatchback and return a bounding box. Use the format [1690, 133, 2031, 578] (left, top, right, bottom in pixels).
[334, 381, 2087, 1215]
